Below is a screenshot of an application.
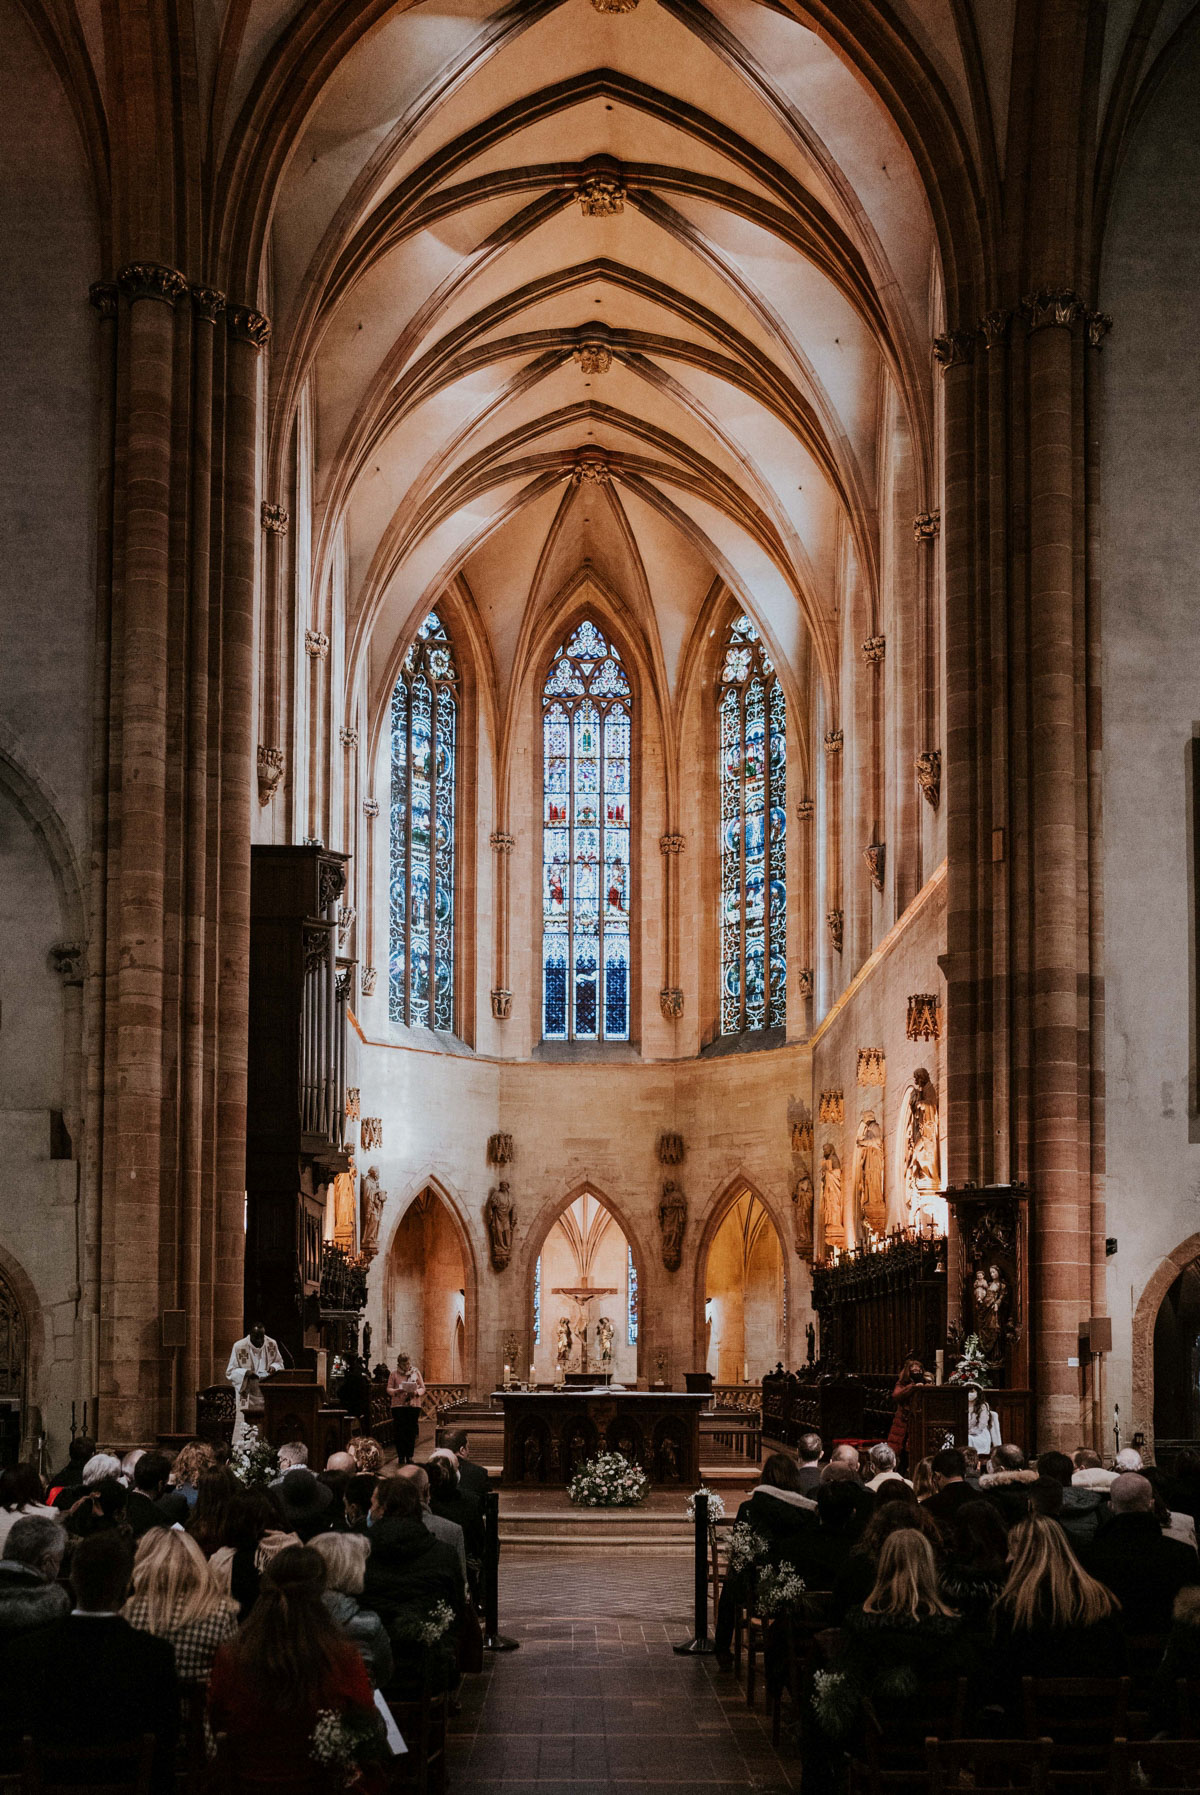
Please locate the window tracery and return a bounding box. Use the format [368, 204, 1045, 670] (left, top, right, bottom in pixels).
[389, 611, 457, 1031]
[719, 615, 787, 1033]
[541, 620, 632, 1041]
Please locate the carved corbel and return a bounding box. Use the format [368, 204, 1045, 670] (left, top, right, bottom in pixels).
[256, 746, 285, 805]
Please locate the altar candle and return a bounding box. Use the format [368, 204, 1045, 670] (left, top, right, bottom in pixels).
[935, 1349, 944, 1385]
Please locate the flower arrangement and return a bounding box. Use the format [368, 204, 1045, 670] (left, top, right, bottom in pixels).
[755, 1562, 808, 1617]
[395, 1599, 456, 1647]
[309, 1707, 383, 1785]
[685, 1486, 726, 1525]
[230, 1425, 279, 1488]
[948, 1333, 992, 1387]
[567, 1450, 648, 1507]
[725, 1521, 770, 1575]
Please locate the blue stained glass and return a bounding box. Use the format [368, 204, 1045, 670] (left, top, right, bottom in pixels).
[390, 612, 458, 1031]
[627, 1246, 638, 1346]
[542, 620, 632, 1040]
[719, 615, 786, 1034]
[534, 1256, 542, 1345]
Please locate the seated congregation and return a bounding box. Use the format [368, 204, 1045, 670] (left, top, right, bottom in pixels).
[0, 1426, 489, 1792]
[713, 1437, 1200, 1791]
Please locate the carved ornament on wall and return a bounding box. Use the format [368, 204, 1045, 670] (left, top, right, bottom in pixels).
[791, 1120, 813, 1155]
[658, 1132, 685, 1166]
[340, 727, 358, 748]
[360, 966, 377, 998]
[933, 328, 976, 368]
[256, 745, 285, 805]
[906, 993, 941, 1042]
[345, 1088, 360, 1120]
[574, 343, 612, 374]
[490, 831, 515, 853]
[823, 729, 843, 756]
[305, 630, 330, 660]
[491, 988, 512, 1020]
[796, 798, 814, 822]
[362, 798, 380, 820]
[827, 909, 844, 953]
[659, 833, 685, 855]
[862, 635, 886, 664]
[660, 987, 684, 1020]
[577, 172, 625, 215]
[487, 1132, 515, 1166]
[48, 943, 84, 987]
[360, 1117, 383, 1151]
[260, 501, 290, 535]
[915, 750, 941, 808]
[913, 510, 940, 542]
[818, 1089, 844, 1126]
[864, 843, 885, 892]
[797, 967, 814, 999]
[337, 906, 355, 947]
[857, 1047, 886, 1087]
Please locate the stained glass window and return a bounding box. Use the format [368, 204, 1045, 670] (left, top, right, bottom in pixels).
[541, 619, 632, 1041]
[534, 1255, 542, 1345]
[627, 1245, 638, 1346]
[390, 611, 457, 1031]
[719, 614, 787, 1033]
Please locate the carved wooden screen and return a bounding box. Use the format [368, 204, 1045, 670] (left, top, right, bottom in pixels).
[0, 1271, 25, 1402]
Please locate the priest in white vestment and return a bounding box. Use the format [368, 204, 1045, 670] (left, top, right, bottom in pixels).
[226, 1321, 285, 1446]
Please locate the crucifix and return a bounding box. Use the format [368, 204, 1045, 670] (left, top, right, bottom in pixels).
[550, 1274, 619, 1373]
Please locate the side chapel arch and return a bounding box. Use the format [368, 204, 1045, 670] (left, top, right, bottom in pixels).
[522, 1181, 648, 1386]
[1132, 1234, 1200, 1453]
[693, 1175, 791, 1381]
[379, 1174, 480, 1393]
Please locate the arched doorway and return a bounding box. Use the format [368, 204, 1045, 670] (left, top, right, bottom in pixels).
[701, 1189, 785, 1386]
[0, 1266, 27, 1468]
[531, 1191, 638, 1386]
[1154, 1256, 1200, 1443]
[385, 1189, 469, 1386]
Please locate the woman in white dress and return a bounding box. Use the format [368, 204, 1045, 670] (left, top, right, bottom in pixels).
[966, 1382, 1002, 1458]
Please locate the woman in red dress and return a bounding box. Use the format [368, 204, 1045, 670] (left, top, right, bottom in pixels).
[208, 1546, 386, 1791]
[886, 1357, 928, 1469]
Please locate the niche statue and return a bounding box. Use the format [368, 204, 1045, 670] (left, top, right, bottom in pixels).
[485, 1181, 517, 1271]
[659, 1180, 688, 1271]
[820, 1143, 845, 1250]
[853, 1110, 886, 1238]
[792, 1167, 814, 1259]
[359, 1165, 386, 1261]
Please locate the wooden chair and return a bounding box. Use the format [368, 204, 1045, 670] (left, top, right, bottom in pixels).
[1020, 1677, 1130, 1789]
[846, 1680, 970, 1795]
[205, 1736, 335, 1794]
[926, 1737, 1053, 1794]
[1171, 1678, 1200, 1739]
[1109, 1739, 1200, 1793]
[387, 1689, 447, 1795]
[21, 1735, 155, 1795]
[767, 1597, 834, 1748]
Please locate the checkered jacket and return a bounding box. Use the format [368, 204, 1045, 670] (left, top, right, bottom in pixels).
[124, 1597, 239, 1684]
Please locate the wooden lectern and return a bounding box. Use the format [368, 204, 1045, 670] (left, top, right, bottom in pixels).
[907, 1384, 970, 1462]
[260, 1371, 351, 1463]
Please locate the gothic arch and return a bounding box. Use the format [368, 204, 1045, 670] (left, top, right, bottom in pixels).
[692, 1172, 792, 1375]
[1132, 1233, 1200, 1454]
[0, 1240, 43, 1459]
[522, 1179, 648, 1382]
[378, 1171, 480, 1392]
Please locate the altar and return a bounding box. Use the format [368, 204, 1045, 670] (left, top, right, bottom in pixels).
[499, 1390, 706, 1486]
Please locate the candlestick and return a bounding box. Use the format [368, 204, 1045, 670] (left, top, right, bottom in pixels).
[935, 1349, 944, 1385]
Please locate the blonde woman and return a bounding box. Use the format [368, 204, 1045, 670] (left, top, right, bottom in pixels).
[167, 1440, 216, 1510]
[990, 1513, 1125, 1696]
[124, 1527, 239, 1685]
[911, 1455, 937, 1502]
[311, 1531, 393, 1689]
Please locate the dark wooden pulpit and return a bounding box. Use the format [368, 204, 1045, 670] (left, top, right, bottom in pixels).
[260, 1371, 351, 1463]
[907, 1384, 970, 1461]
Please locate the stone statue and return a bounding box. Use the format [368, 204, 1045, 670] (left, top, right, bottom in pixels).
[972, 1261, 1009, 1358]
[555, 1315, 573, 1372]
[820, 1143, 845, 1249]
[596, 1315, 615, 1365]
[485, 1180, 517, 1271]
[902, 1067, 940, 1226]
[853, 1110, 886, 1238]
[359, 1165, 386, 1260]
[805, 1320, 816, 1365]
[792, 1167, 814, 1258]
[659, 1180, 688, 1271]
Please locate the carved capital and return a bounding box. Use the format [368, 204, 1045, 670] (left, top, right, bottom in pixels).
[337, 905, 355, 948]
[857, 1046, 886, 1086]
[863, 842, 885, 892]
[491, 988, 513, 1020]
[570, 452, 611, 485]
[797, 967, 814, 999]
[360, 966, 377, 998]
[906, 992, 942, 1042]
[340, 726, 358, 748]
[1022, 289, 1082, 332]
[660, 987, 684, 1020]
[915, 749, 942, 808]
[823, 729, 843, 756]
[305, 630, 330, 660]
[577, 171, 626, 216]
[363, 798, 380, 820]
[360, 1117, 383, 1151]
[591, 0, 639, 9]
[88, 281, 118, 320]
[116, 262, 188, 306]
[913, 510, 940, 543]
[933, 329, 976, 369]
[979, 309, 1011, 349]
[190, 285, 226, 322]
[257, 745, 285, 805]
[862, 635, 885, 665]
[226, 303, 272, 347]
[827, 909, 844, 953]
[574, 343, 612, 374]
[261, 501, 290, 535]
[490, 831, 515, 854]
[1086, 310, 1113, 349]
[659, 833, 685, 855]
[796, 798, 814, 822]
[49, 942, 85, 987]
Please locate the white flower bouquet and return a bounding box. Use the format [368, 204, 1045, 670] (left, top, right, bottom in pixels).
[725, 1520, 770, 1574]
[230, 1425, 279, 1488]
[309, 1706, 383, 1786]
[685, 1486, 726, 1525]
[567, 1449, 649, 1507]
[755, 1562, 808, 1616]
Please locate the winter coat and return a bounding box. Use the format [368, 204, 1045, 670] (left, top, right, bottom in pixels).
[323, 1588, 394, 1689]
[977, 1468, 1040, 1526]
[735, 1486, 818, 1561]
[937, 1557, 1007, 1631]
[361, 1516, 461, 1693]
[1055, 1485, 1109, 1549]
[1082, 1511, 1200, 1636]
[0, 1561, 69, 1640]
[822, 1609, 969, 1740]
[987, 1610, 1126, 1712]
[1150, 1584, 1200, 1733]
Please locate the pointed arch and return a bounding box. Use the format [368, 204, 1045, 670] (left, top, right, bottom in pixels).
[693, 1172, 791, 1377]
[522, 1179, 649, 1383]
[378, 1171, 481, 1393]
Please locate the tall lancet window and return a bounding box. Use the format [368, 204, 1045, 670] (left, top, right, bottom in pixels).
[389, 610, 457, 1031]
[542, 620, 631, 1041]
[719, 614, 787, 1034]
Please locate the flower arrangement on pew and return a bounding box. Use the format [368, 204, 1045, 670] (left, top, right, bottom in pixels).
[755, 1563, 808, 1617]
[685, 1486, 727, 1527]
[309, 1706, 385, 1784]
[568, 1450, 649, 1507]
[230, 1425, 279, 1488]
[725, 1521, 769, 1575]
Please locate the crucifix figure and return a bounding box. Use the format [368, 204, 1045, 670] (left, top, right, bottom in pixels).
[550, 1274, 619, 1373]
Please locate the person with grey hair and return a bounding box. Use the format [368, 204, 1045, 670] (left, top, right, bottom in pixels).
[795, 1432, 823, 1493]
[390, 1464, 467, 1596]
[1082, 1471, 1200, 1635]
[311, 1531, 393, 1688]
[81, 1452, 124, 1487]
[269, 1440, 308, 1483]
[0, 1515, 69, 1640]
[866, 1443, 912, 1491]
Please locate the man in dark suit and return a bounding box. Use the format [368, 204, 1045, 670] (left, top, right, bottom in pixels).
[441, 1428, 489, 1505]
[1082, 1473, 1200, 1635]
[795, 1432, 824, 1494]
[921, 1447, 979, 1524]
[126, 1452, 173, 1538]
[13, 1531, 179, 1794]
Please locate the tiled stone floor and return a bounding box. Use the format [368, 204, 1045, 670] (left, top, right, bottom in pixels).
[449, 1585, 799, 1792]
